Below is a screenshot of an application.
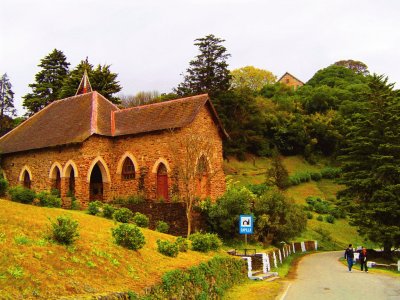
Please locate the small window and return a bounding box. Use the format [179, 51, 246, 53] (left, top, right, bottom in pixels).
[122, 158, 135, 180]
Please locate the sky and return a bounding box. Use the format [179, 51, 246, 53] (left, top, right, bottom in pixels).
[1, 0, 400, 116]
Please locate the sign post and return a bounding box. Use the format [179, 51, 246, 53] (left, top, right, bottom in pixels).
[239, 215, 254, 246]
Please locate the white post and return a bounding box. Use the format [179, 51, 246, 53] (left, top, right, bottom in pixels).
[266, 254, 271, 272]
[278, 249, 282, 263]
[398, 260, 400, 272]
[292, 242, 296, 253]
[301, 241, 306, 252]
[314, 241, 318, 251]
[242, 257, 252, 278]
[273, 251, 277, 268]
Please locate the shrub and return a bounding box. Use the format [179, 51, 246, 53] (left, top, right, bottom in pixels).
[70, 196, 80, 210]
[132, 212, 149, 228]
[88, 201, 103, 215]
[103, 204, 115, 219]
[9, 186, 36, 204]
[113, 208, 133, 223]
[127, 194, 146, 205]
[0, 178, 8, 197]
[310, 172, 322, 181]
[156, 221, 169, 233]
[112, 223, 145, 250]
[49, 215, 79, 245]
[36, 191, 62, 208]
[307, 212, 313, 219]
[189, 232, 222, 252]
[321, 167, 341, 179]
[325, 215, 335, 224]
[175, 236, 189, 252]
[316, 215, 323, 221]
[157, 239, 179, 257]
[50, 188, 60, 197]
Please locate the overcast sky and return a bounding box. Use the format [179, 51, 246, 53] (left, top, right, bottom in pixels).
[1, 0, 400, 116]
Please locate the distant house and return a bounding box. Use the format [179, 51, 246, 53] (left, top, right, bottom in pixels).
[0, 78, 227, 207]
[277, 72, 304, 90]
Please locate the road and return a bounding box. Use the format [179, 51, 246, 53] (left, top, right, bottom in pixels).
[281, 251, 400, 300]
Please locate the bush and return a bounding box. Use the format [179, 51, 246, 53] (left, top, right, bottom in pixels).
[325, 215, 335, 224]
[0, 178, 8, 197]
[50, 188, 60, 197]
[189, 232, 222, 252]
[112, 223, 145, 250]
[321, 167, 341, 179]
[70, 196, 80, 210]
[289, 171, 311, 186]
[103, 204, 115, 219]
[316, 215, 323, 221]
[9, 186, 36, 204]
[36, 191, 62, 208]
[88, 201, 103, 215]
[156, 221, 169, 233]
[127, 194, 146, 205]
[157, 239, 179, 257]
[310, 172, 322, 181]
[175, 236, 189, 252]
[113, 208, 133, 223]
[307, 212, 313, 219]
[50, 215, 79, 245]
[132, 212, 149, 228]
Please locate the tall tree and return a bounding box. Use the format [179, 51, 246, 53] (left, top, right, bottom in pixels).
[59, 59, 122, 104]
[334, 59, 369, 76]
[0, 73, 16, 135]
[23, 49, 70, 115]
[175, 34, 231, 96]
[230, 66, 276, 92]
[338, 74, 400, 256]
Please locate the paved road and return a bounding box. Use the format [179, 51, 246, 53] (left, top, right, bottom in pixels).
[281, 251, 400, 300]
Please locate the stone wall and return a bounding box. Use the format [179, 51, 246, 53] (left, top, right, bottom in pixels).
[1, 105, 226, 208]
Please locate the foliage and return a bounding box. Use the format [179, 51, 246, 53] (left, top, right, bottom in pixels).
[155, 221, 169, 233]
[36, 191, 62, 208]
[49, 215, 79, 245]
[0, 73, 16, 135]
[253, 188, 307, 245]
[316, 215, 323, 222]
[206, 186, 254, 239]
[175, 34, 231, 97]
[156, 239, 179, 257]
[59, 59, 121, 103]
[320, 167, 341, 179]
[132, 212, 150, 228]
[144, 256, 245, 299]
[338, 74, 400, 255]
[87, 200, 103, 215]
[102, 204, 115, 219]
[120, 91, 162, 107]
[0, 177, 8, 196]
[111, 223, 145, 250]
[334, 59, 369, 76]
[305, 196, 331, 214]
[70, 196, 80, 210]
[267, 153, 290, 189]
[22, 49, 70, 115]
[325, 215, 335, 224]
[175, 236, 189, 252]
[189, 232, 222, 252]
[113, 208, 134, 223]
[230, 66, 276, 91]
[8, 186, 36, 204]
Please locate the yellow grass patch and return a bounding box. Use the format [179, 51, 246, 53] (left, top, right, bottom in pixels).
[0, 199, 217, 299]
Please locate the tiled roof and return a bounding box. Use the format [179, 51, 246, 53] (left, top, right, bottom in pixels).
[0, 93, 227, 154]
[277, 72, 305, 85]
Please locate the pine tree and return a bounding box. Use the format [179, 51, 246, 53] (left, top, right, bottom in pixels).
[174, 34, 231, 96]
[338, 74, 400, 256]
[59, 59, 122, 104]
[23, 49, 70, 115]
[0, 73, 16, 135]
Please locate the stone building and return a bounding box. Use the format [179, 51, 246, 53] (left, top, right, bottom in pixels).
[277, 72, 304, 90]
[0, 90, 227, 207]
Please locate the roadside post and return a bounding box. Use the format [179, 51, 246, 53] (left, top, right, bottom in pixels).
[239, 215, 254, 246]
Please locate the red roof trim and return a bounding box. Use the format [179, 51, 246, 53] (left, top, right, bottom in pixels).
[90, 92, 98, 134]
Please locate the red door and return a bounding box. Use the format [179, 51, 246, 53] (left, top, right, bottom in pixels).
[156, 164, 168, 201]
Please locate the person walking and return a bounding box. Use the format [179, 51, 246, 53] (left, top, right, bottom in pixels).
[344, 244, 354, 272]
[359, 246, 368, 272]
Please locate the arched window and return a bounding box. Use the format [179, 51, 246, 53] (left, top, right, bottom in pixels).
[156, 163, 168, 201]
[69, 168, 75, 195]
[122, 158, 135, 180]
[54, 168, 61, 192]
[23, 170, 31, 189]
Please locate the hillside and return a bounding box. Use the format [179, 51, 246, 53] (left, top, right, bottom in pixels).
[224, 155, 376, 250]
[0, 200, 216, 299]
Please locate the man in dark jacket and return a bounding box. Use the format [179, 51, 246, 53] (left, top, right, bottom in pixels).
[344, 244, 354, 272]
[359, 246, 368, 272]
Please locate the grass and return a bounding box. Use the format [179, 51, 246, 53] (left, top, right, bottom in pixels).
[0, 199, 218, 299]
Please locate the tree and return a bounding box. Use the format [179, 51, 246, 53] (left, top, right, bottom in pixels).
[59, 59, 122, 104]
[120, 91, 161, 107]
[23, 49, 70, 115]
[266, 151, 290, 189]
[175, 34, 231, 97]
[230, 66, 276, 92]
[338, 74, 400, 256]
[0, 73, 16, 135]
[334, 59, 369, 76]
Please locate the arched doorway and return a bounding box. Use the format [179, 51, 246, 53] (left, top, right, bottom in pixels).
[23, 170, 31, 189]
[90, 164, 103, 201]
[69, 168, 75, 195]
[53, 168, 61, 192]
[156, 163, 168, 201]
[196, 156, 210, 198]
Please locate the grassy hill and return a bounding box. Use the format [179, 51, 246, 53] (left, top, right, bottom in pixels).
[224, 155, 376, 250]
[0, 199, 217, 299]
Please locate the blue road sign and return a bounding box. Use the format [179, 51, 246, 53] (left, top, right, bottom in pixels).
[239, 215, 253, 234]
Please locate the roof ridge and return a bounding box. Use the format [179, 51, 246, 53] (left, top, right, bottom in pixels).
[115, 93, 209, 114]
[90, 93, 98, 134]
[277, 72, 304, 85]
